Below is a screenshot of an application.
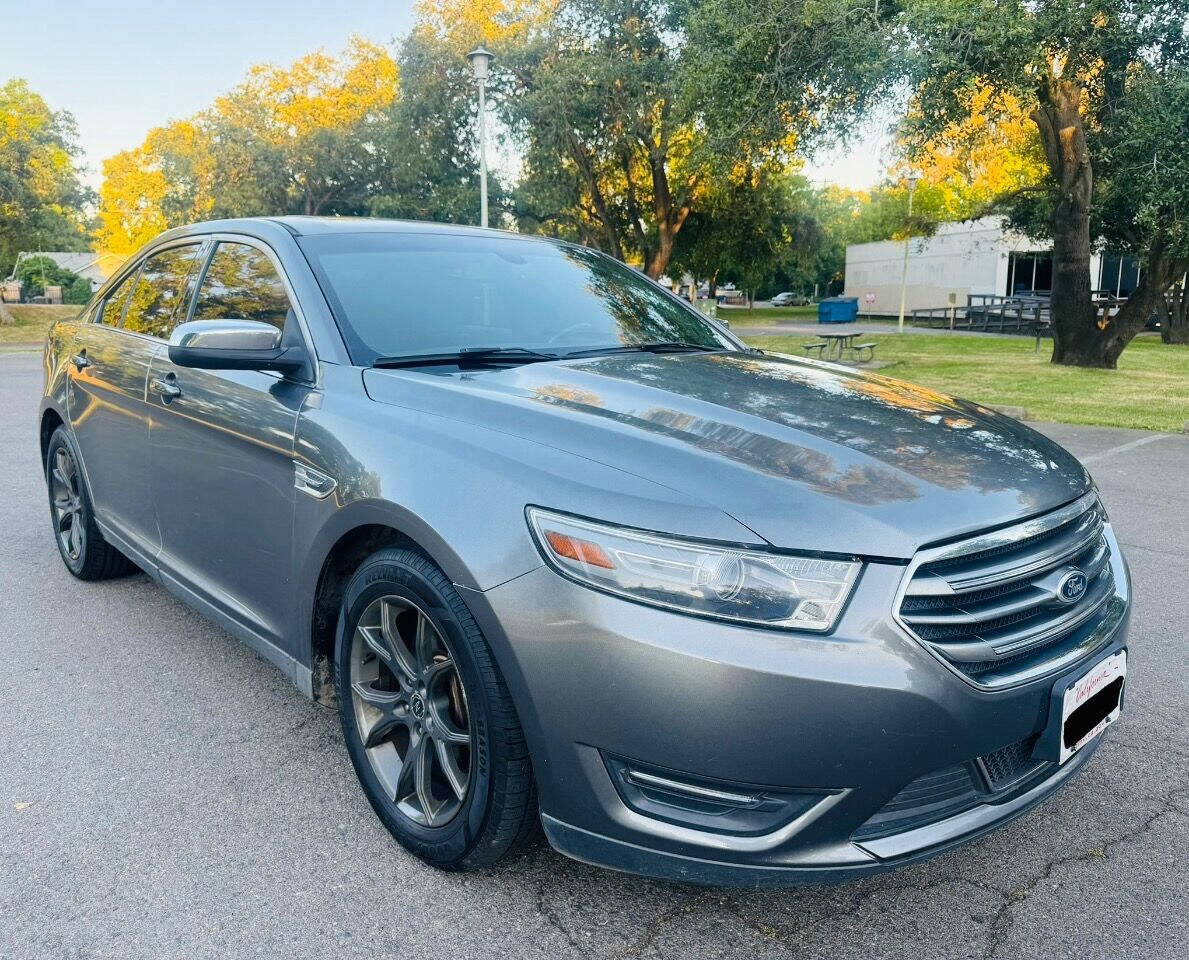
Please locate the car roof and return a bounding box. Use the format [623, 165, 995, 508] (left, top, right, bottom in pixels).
[155, 215, 552, 244]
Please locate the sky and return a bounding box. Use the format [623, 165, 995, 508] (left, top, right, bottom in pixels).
[2, 0, 886, 191]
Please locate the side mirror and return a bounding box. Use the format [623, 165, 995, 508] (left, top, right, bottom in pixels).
[168, 319, 307, 374]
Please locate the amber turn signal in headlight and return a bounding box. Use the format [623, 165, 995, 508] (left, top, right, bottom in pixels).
[527, 508, 860, 632]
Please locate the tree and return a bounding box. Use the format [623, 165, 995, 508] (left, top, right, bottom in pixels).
[213, 37, 398, 216]
[95, 39, 399, 253]
[906, 0, 1189, 368]
[671, 166, 817, 301]
[899, 84, 1048, 222]
[64, 275, 93, 304]
[0, 79, 91, 276]
[95, 120, 218, 255]
[13, 254, 90, 303]
[504, 0, 715, 278]
[368, 26, 500, 224]
[682, 0, 905, 156]
[414, 0, 555, 47]
[1091, 64, 1189, 350]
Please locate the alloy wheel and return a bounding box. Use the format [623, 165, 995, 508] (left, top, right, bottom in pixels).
[50, 446, 85, 562]
[349, 595, 473, 827]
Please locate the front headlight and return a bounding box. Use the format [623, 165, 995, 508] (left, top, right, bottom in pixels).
[527, 507, 861, 632]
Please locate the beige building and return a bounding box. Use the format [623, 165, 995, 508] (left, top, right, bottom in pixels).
[843, 217, 1140, 316]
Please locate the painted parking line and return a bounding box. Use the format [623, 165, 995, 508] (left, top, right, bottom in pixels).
[1078, 433, 1172, 466]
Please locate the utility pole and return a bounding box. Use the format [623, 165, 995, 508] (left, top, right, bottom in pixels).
[898, 171, 922, 333]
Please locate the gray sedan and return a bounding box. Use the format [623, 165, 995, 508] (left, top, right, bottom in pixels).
[38, 217, 1130, 884]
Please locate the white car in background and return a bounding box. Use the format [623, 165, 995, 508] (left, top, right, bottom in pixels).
[771, 291, 809, 307]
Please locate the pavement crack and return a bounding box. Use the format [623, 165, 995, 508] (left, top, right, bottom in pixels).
[978, 788, 1189, 959]
[531, 879, 601, 960]
[717, 874, 1010, 956]
[614, 890, 716, 958]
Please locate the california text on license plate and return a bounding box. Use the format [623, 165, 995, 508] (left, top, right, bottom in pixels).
[1059, 650, 1126, 764]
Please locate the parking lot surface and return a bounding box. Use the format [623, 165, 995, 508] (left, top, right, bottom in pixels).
[2, 351, 1186, 959]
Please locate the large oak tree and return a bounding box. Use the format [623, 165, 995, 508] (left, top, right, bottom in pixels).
[906, 0, 1189, 367]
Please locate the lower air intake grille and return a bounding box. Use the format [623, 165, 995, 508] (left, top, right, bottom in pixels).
[854, 735, 1058, 841]
[977, 735, 1049, 792]
[852, 765, 981, 840]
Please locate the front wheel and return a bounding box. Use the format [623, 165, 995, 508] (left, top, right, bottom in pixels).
[335, 546, 539, 870]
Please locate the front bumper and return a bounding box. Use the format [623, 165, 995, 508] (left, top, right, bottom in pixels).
[461, 549, 1131, 886]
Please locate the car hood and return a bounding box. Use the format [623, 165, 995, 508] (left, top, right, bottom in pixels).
[363, 350, 1091, 559]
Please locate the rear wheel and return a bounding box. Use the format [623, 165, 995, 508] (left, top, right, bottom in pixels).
[45, 427, 134, 581]
[335, 546, 539, 869]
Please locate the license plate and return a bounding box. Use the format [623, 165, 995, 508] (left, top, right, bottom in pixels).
[1059, 650, 1126, 764]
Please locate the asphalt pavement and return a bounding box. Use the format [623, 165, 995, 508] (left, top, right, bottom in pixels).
[1, 350, 1186, 959]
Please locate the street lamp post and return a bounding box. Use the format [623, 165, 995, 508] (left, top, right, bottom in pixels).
[466, 46, 495, 229]
[897, 170, 922, 333]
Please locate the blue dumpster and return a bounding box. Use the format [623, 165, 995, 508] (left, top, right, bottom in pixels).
[818, 296, 858, 324]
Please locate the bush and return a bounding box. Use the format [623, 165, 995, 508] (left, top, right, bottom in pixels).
[17, 255, 83, 300]
[64, 276, 93, 304]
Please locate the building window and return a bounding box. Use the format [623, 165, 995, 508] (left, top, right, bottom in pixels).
[1098, 254, 1142, 299]
[1006, 252, 1053, 296]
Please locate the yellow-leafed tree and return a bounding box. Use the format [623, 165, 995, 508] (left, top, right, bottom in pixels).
[414, 0, 555, 48]
[95, 121, 216, 255]
[95, 38, 399, 255]
[898, 84, 1048, 223]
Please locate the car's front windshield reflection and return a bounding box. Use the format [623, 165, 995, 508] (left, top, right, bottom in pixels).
[297, 231, 736, 365]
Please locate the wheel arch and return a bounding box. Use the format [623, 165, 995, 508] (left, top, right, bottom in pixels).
[300, 500, 492, 704]
[39, 406, 65, 467]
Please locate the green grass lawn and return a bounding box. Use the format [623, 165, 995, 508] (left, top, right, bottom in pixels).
[721, 304, 821, 323]
[748, 331, 1189, 433]
[0, 305, 80, 345]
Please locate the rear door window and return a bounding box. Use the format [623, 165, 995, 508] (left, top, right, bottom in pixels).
[192, 242, 292, 331]
[122, 244, 203, 339]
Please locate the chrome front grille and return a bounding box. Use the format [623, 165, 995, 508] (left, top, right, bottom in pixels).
[897, 491, 1125, 688]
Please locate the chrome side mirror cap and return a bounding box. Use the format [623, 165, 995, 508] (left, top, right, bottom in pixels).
[167, 319, 307, 374]
[171, 319, 283, 352]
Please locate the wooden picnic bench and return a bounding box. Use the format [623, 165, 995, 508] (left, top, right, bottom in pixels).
[803, 341, 828, 358]
[852, 341, 877, 361]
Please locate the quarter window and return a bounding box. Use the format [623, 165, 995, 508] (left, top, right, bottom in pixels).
[98, 268, 138, 327]
[192, 242, 292, 331]
[123, 244, 203, 338]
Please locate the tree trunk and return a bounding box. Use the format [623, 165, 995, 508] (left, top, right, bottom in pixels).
[708, 274, 718, 300]
[1161, 278, 1189, 344]
[1030, 78, 1101, 367]
[646, 227, 674, 280]
[1097, 252, 1188, 364]
[1047, 210, 1103, 365]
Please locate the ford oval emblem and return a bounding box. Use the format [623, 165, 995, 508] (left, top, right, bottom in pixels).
[1056, 568, 1089, 604]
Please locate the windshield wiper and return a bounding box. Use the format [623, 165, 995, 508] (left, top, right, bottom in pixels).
[371, 347, 560, 369]
[563, 341, 722, 359]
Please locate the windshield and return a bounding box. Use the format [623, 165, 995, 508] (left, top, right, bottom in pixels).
[297, 231, 737, 364]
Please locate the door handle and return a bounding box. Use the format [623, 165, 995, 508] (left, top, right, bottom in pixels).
[70, 351, 91, 370]
[150, 375, 181, 400]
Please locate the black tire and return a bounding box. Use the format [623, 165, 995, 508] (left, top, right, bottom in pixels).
[335, 546, 539, 870]
[45, 426, 135, 581]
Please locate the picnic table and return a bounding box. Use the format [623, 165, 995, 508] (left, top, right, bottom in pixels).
[819, 331, 861, 359]
[802, 330, 879, 362]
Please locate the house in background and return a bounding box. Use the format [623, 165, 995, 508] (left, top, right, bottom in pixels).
[843, 217, 1142, 317]
[1, 251, 126, 302]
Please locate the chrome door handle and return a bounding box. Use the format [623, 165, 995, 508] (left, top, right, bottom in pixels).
[70, 352, 91, 370]
[150, 376, 181, 400]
